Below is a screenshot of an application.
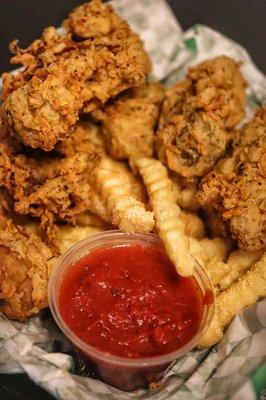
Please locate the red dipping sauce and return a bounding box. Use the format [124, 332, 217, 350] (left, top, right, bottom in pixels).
[58, 244, 204, 359]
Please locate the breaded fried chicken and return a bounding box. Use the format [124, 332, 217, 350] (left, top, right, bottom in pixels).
[2, 0, 151, 151]
[93, 83, 165, 160]
[197, 108, 266, 251]
[64, 0, 127, 40]
[188, 56, 246, 129]
[56, 120, 105, 157]
[0, 216, 57, 321]
[0, 139, 102, 240]
[156, 56, 245, 183]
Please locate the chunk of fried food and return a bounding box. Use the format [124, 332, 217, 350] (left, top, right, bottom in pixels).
[92, 157, 154, 233]
[93, 83, 165, 160]
[56, 120, 105, 157]
[64, 0, 128, 40]
[0, 216, 57, 321]
[2, 1, 151, 150]
[197, 108, 266, 251]
[156, 108, 228, 183]
[136, 157, 197, 276]
[1, 27, 76, 101]
[6, 152, 102, 241]
[54, 225, 105, 255]
[188, 56, 246, 129]
[199, 252, 266, 348]
[156, 56, 245, 183]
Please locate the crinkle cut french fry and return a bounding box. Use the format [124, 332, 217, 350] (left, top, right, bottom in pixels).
[94, 158, 154, 233]
[204, 249, 263, 289]
[218, 249, 263, 290]
[199, 252, 266, 348]
[136, 157, 197, 276]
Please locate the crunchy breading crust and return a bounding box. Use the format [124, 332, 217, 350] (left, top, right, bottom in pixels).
[198, 108, 266, 251]
[0, 216, 57, 320]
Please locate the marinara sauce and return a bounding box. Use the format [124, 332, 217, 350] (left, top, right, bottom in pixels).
[58, 244, 204, 359]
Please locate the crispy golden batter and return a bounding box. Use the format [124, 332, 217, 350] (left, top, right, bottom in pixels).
[188, 56, 246, 129]
[1, 27, 76, 100]
[157, 109, 227, 183]
[156, 56, 245, 183]
[56, 120, 105, 157]
[198, 108, 266, 251]
[2, 1, 151, 151]
[64, 0, 127, 40]
[93, 83, 165, 160]
[14, 153, 101, 240]
[0, 216, 57, 321]
[0, 142, 102, 240]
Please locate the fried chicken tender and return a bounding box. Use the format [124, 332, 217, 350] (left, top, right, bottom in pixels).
[56, 120, 105, 157]
[2, 1, 151, 151]
[93, 83, 165, 160]
[156, 56, 245, 183]
[198, 108, 266, 251]
[188, 56, 246, 129]
[199, 252, 266, 348]
[0, 142, 102, 240]
[157, 108, 228, 183]
[64, 0, 126, 40]
[0, 216, 57, 321]
[13, 153, 101, 240]
[1, 27, 76, 100]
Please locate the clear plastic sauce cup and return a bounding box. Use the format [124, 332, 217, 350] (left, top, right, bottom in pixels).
[48, 230, 214, 391]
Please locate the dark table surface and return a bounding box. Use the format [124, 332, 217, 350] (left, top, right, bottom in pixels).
[0, 1, 265, 399]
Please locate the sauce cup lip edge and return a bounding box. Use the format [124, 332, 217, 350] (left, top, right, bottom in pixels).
[48, 230, 214, 368]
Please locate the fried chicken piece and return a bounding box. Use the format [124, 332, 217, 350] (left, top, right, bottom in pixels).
[156, 108, 227, 183]
[92, 83, 165, 161]
[56, 120, 105, 157]
[0, 136, 102, 241]
[156, 56, 245, 183]
[64, 0, 126, 40]
[0, 216, 57, 321]
[13, 153, 101, 241]
[188, 56, 246, 129]
[197, 108, 266, 251]
[1, 27, 76, 100]
[2, 1, 151, 151]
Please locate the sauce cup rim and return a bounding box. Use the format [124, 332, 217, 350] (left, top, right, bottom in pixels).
[48, 230, 214, 368]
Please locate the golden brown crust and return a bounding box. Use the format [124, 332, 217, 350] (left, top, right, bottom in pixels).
[93, 83, 165, 160]
[156, 56, 246, 183]
[197, 108, 266, 251]
[2, 1, 151, 151]
[0, 216, 57, 321]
